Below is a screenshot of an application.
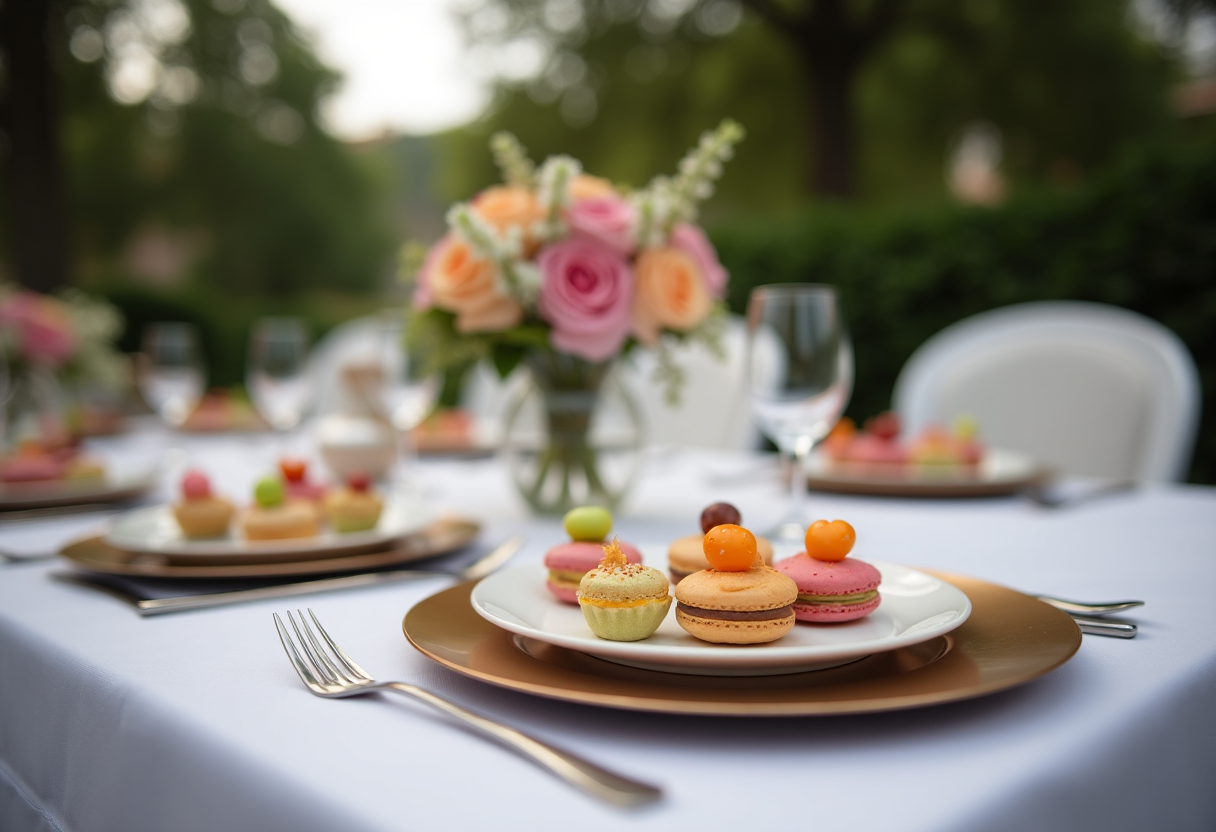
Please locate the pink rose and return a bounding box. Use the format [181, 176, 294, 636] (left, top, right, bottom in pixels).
[564, 195, 636, 256]
[537, 239, 634, 362]
[0, 292, 76, 367]
[670, 223, 727, 299]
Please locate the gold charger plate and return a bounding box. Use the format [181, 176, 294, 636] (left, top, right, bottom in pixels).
[60, 517, 480, 579]
[403, 572, 1081, 716]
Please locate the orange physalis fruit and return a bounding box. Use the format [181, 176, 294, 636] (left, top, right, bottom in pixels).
[703, 524, 757, 572]
[805, 519, 856, 562]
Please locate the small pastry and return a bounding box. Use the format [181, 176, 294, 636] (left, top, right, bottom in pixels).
[63, 456, 106, 481]
[577, 537, 672, 641]
[172, 470, 234, 538]
[241, 476, 319, 541]
[324, 472, 383, 533]
[544, 506, 641, 604]
[674, 524, 798, 644]
[775, 519, 882, 622]
[280, 457, 328, 502]
[667, 502, 773, 584]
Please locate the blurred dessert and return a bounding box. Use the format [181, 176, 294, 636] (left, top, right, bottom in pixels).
[279, 457, 328, 503]
[173, 470, 234, 538]
[667, 501, 773, 584]
[823, 412, 982, 468]
[241, 476, 319, 540]
[577, 537, 672, 641]
[323, 472, 383, 533]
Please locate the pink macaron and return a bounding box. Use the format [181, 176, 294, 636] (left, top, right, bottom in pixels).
[774, 554, 882, 622]
[543, 540, 642, 604]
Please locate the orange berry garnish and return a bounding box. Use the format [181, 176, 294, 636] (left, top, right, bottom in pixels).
[703, 524, 757, 572]
[805, 519, 856, 562]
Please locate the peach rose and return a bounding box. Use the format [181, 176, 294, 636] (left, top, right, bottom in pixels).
[569, 175, 616, 202]
[471, 186, 546, 254]
[424, 236, 523, 333]
[631, 247, 713, 345]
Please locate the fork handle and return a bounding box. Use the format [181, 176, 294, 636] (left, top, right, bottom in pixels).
[380, 682, 662, 807]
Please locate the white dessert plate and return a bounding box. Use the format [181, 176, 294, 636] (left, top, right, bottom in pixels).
[105, 499, 434, 562]
[470, 562, 972, 677]
[806, 447, 1050, 497]
[0, 468, 156, 510]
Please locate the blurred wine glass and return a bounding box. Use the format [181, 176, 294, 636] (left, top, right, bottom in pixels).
[247, 318, 313, 442]
[377, 310, 439, 492]
[140, 323, 205, 428]
[746, 284, 853, 543]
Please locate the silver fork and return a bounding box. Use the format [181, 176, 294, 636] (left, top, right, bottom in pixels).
[274, 608, 662, 808]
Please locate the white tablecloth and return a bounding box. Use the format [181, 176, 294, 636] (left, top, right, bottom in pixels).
[2, 430, 1215, 832]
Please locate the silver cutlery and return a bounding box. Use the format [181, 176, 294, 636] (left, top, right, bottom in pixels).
[274, 608, 662, 808]
[1070, 616, 1138, 639]
[1023, 480, 1137, 508]
[1034, 596, 1145, 617]
[125, 534, 526, 616]
[1036, 595, 1144, 638]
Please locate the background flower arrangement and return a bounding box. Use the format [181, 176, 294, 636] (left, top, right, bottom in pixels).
[407, 119, 745, 402]
[0, 285, 127, 391]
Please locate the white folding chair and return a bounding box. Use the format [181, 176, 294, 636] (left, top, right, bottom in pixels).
[617, 315, 759, 451]
[892, 301, 1200, 481]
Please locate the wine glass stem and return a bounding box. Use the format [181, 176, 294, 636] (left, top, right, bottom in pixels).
[788, 446, 809, 525]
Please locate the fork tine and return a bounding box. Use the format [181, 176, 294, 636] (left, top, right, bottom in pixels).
[287, 610, 339, 685]
[273, 613, 323, 690]
[294, 609, 360, 685]
[307, 608, 373, 682]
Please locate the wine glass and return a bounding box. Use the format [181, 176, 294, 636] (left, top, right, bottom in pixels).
[376, 310, 440, 494]
[746, 284, 853, 544]
[140, 323, 205, 428]
[247, 318, 313, 449]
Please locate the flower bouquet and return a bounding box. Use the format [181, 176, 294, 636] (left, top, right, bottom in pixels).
[0, 286, 127, 450]
[408, 119, 744, 513]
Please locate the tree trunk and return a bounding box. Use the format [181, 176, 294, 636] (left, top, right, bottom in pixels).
[0, 0, 71, 292]
[801, 42, 859, 199]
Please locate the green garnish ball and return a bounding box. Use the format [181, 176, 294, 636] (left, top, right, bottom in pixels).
[254, 476, 284, 508]
[563, 506, 612, 542]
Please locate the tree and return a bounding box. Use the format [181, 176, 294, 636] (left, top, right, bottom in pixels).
[1, 0, 72, 292]
[1, 0, 395, 298]
[454, 0, 1178, 201]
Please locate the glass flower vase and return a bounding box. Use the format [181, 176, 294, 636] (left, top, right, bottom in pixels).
[501, 351, 644, 516]
[3, 367, 70, 453]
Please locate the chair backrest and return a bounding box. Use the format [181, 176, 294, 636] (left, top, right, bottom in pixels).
[892, 301, 1200, 481]
[617, 315, 759, 451]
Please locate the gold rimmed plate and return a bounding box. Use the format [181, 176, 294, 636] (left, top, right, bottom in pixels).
[0, 468, 155, 511]
[61, 517, 480, 579]
[806, 448, 1051, 498]
[403, 572, 1081, 716]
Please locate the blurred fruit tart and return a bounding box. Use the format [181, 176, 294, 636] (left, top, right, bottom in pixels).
[173, 470, 234, 539]
[323, 472, 383, 533]
[241, 476, 319, 541]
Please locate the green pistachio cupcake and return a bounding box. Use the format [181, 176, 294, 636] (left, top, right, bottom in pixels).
[577, 538, 672, 642]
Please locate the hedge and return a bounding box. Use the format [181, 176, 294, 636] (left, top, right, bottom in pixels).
[713, 141, 1216, 484]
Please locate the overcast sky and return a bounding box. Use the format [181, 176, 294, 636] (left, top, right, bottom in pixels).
[274, 0, 490, 139]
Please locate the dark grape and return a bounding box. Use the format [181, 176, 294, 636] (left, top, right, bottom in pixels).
[700, 502, 742, 533]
